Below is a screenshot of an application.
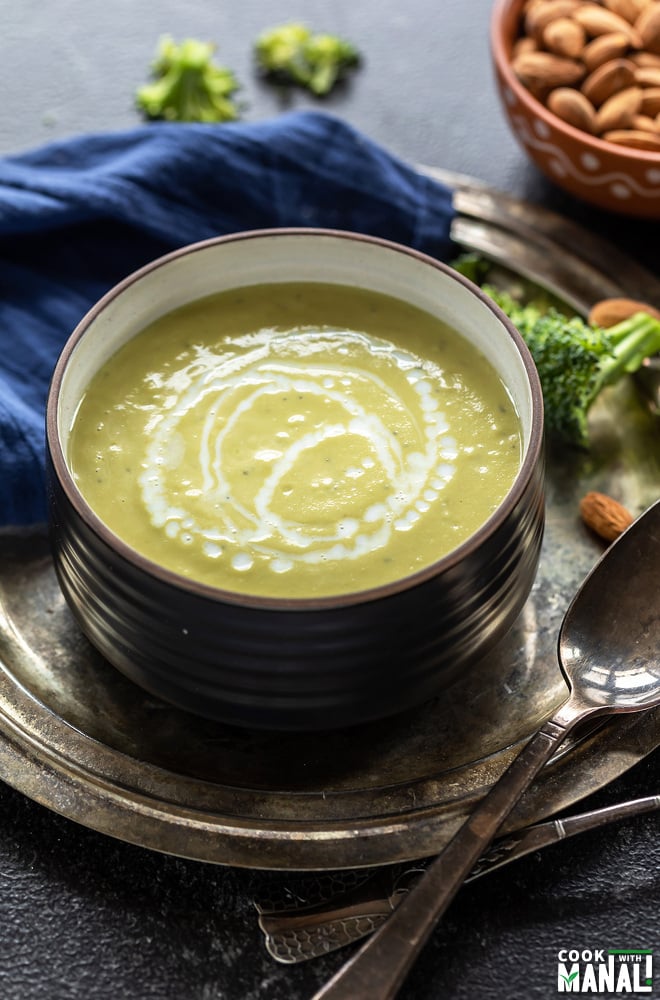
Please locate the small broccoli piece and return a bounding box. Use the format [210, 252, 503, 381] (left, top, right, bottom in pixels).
[451, 252, 492, 286]
[302, 33, 360, 95]
[485, 285, 660, 447]
[254, 23, 311, 87]
[136, 37, 241, 123]
[255, 23, 360, 96]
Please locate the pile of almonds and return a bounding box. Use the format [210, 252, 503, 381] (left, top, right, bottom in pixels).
[513, 0, 660, 150]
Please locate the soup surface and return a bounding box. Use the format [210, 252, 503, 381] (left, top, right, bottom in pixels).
[68, 282, 522, 598]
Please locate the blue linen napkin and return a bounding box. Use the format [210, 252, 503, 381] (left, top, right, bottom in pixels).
[0, 110, 455, 526]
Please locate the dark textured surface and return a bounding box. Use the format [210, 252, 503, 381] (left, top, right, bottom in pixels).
[0, 756, 658, 999]
[1, 1, 659, 998]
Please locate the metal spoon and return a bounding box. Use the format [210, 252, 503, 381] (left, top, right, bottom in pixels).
[312, 498, 660, 1000]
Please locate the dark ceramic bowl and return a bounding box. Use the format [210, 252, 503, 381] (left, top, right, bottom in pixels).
[46, 229, 545, 731]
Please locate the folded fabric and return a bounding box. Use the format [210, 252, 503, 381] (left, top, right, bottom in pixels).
[0, 110, 455, 526]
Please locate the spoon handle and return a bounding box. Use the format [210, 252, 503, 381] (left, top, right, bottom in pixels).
[311, 715, 572, 1000]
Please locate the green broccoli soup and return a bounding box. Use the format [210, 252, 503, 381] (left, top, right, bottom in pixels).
[68, 282, 522, 598]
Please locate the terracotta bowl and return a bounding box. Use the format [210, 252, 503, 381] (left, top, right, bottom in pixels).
[46, 229, 545, 731]
[491, 0, 660, 217]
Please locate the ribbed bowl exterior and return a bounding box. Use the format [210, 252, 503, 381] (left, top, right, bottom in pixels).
[47, 452, 544, 730]
[46, 229, 545, 731]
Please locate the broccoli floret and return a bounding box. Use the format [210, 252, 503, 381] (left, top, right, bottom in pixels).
[485, 285, 660, 447]
[301, 33, 361, 95]
[451, 252, 492, 286]
[136, 37, 241, 123]
[255, 23, 360, 95]
[254, 23, 311, 86]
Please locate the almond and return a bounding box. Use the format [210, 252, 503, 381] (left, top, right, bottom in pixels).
[525, 0, 581, 40]
[582, 57, 637, 104]
[513, 35, 539, 57]
[582, 31, 632, 69]
[638, 84, 660, 111]
[573, 3, 644, 44]
[634, 63, 660, 82]
[512, 50, 586, 92]
[632, 111, 660, 128]
[543, 16, 587, 55]
[588, 296, 660, 326]
[548, 86, 598, 129]
[603, 0, 644, 22]
[629, 0, 656, 14]
[636, 2, 660, 53]
[579, 491, 634, 542]
[596, 85, 643, 130]
[630, 48, 660, 63]
[603, 125, 660, 144]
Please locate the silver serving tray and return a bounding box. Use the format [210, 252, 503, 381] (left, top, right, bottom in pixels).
[0, 176, 658, 871]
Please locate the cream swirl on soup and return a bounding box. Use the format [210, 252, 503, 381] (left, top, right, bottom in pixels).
[69, 283, 522, 598]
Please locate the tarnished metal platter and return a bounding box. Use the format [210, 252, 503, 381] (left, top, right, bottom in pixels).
[0, 177, 658, 871]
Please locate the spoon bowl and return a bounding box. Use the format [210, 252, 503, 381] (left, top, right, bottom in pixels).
[314, 498, 660, 1000]
[559, 501, 660, 714]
